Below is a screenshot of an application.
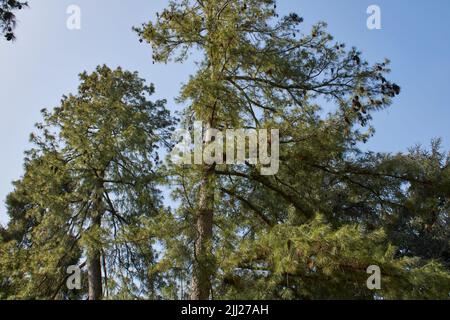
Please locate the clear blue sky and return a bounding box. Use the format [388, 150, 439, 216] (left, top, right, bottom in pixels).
[1, 0, 449, 225]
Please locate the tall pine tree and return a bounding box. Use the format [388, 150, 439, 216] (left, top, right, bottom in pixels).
[136, 0, 449, 299]
[0, 65, 175, 299]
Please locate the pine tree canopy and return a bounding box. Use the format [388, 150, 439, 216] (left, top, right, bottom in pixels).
[1, 1, 449, 300]
[1, 65, 175, 299]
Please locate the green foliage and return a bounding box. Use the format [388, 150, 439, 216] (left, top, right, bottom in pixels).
[216, 216, 450, 299]
[136, 0, 449, 300]
[0, 0, 28, 41]
[1, 1, 449, 300]
[0, 65, 175, 299]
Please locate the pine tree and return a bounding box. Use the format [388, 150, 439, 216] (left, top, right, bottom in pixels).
[0, 153, 85, 299]
[0, 65, 175, 299]
[136, 0, 449, 299]
[369, 141, 450, 269]
[1, 0, 449, 301]
[0, 0, 28, 41]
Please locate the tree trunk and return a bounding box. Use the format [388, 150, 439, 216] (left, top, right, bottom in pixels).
[87, 212, 102, 300]
[191, 125, 216, 300]
[87, 236, 102, 300]
[190, 4, 220, 299]
[88, 175, 104, 300]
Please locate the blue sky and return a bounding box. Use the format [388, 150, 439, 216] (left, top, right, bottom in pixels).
[1, 0, 449, 225]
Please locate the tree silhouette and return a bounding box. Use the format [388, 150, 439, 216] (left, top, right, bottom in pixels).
[0, 0, 27, 41]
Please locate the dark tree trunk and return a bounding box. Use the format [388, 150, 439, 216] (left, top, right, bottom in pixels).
[88, 175, 104, 300]
[191, 166, 215, 300]
[87, 240, 102, 300]
[191, 125, 216, 300]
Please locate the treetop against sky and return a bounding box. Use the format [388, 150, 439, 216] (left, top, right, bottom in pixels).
[0, 0, 449, 300]
[2, 0, 448, 224]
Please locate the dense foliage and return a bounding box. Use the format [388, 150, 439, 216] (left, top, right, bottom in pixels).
[1, 1, 449, 300]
